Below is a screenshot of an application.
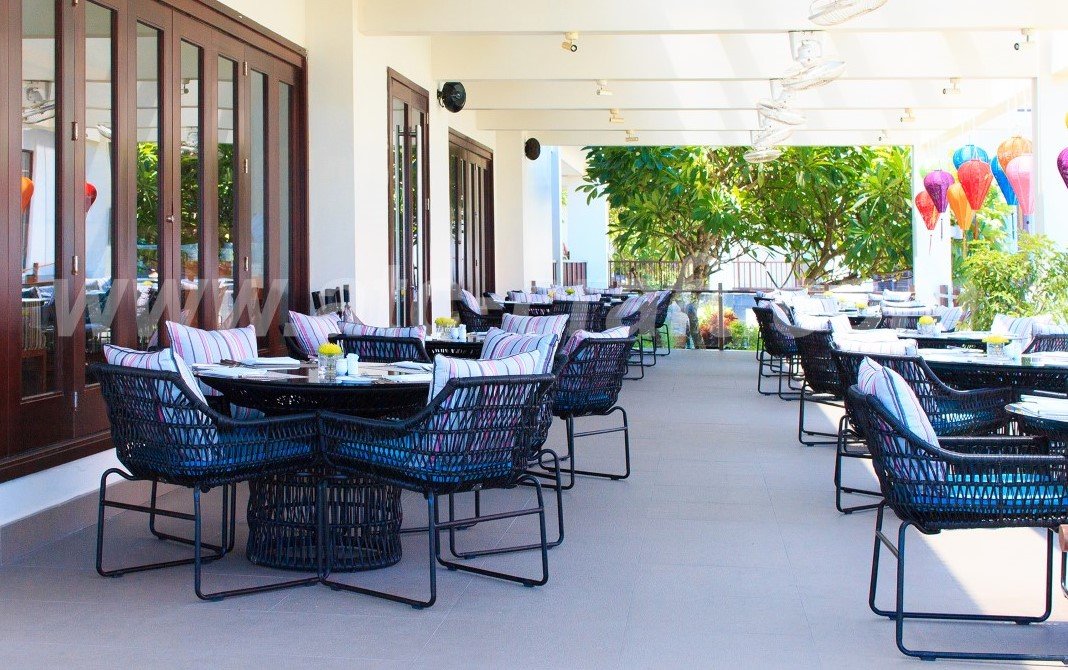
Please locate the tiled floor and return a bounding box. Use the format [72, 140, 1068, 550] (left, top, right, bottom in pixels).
[2, 350, 1066, 668]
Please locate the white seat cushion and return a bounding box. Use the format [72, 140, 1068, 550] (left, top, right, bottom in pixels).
[834, 333, 917, 356]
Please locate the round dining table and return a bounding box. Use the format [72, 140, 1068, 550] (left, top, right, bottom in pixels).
[198, 364, 433, 573]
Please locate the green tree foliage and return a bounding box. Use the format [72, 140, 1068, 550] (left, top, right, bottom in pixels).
[958, 233, 1068, 329]
[741, 145, 913, 285]
[579, 146, 752, 288]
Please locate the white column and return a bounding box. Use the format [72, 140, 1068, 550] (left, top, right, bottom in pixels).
[564, 176, 611, 289]
[1033, 32, 1068, 249]
[910, 145, 953, 303]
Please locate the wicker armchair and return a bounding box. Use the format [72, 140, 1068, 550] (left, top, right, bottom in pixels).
[455, 298, 502, 331]
[832, 349, 1014, 514]
[331, 334, 431, 363]
[279, 323, 312, 361]
[650, 290, 675, 358]
[752, 305, 802, 399]
[848, 387, 1068, 664]
[91, 363, 318, 601]
[1024, 333, 1068, 354]
[794, 331, 845, 447]
[876, 314, 921, 330]
[319, 374, 556, 609]
[549, 299, 610, 335]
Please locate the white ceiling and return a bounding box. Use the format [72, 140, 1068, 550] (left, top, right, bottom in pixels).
[360, 0, 1066, 146]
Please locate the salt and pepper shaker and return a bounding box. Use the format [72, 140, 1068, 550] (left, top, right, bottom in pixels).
[346, 352, 360, 375]
[335, 356, 348, 376]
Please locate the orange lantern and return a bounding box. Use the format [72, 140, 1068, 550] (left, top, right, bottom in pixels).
[997, 135, 1033, 171]
[20, 176, 34, 213]
[947, 182, 974, 233]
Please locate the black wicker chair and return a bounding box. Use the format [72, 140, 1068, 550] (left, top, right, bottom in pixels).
[610, 296, 655, 380]
[455, 298, 502, 332]
[279, 323, 312, 361]
[650, 290, 675, 358]
[794, 331, 845, 447]
[536, 337, 634, 489]
[331, 334, 431, 363]
[1024, 333, 1068, 354]
[752, 305, 802, 399]
[877, 314, 922, 330]
[318, 374, 556, 609]
[549, 299, 610, 335]
[91, 363, 318, 601]
[848, 386, 1068, 664]
[832, 349, 1015, 514]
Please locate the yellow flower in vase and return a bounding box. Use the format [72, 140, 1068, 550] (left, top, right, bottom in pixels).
[317, 342, 343, 357]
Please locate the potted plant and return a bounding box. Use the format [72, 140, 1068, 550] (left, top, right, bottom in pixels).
[697, 304, 737, 349]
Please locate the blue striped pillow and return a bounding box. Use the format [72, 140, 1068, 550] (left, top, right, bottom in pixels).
[429, 351, 543, 402]
[858, 357, 943, 477]
[103, 345, 207, 406]
[459, 289, 482, 313]
[288, 311, 339, 356]
[480, 328, 557, 373]
[501, 313, 568, 336]
[339, 322, 426, 341]
[560, 326, 631, 357]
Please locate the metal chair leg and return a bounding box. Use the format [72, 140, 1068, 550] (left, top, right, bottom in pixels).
[797, 386, 842, 447]
[539, 408, 631, 488]
[834, 416, 881, 514]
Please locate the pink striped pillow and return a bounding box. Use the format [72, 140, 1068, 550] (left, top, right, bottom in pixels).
[429, 351, 543, 402]
[459, 289, 482, 313]
[339, 322, 426, 341]
[858, 357, 939, 446]
[501, 313, 568, 336]
[288, 311, 340, 356]
[560, 326, 631, 357]
[103, 345, 207, 406]
[480, 328, 558, 373]
[164, 322, 258, 397]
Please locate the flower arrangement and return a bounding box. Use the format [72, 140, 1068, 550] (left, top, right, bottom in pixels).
[983, 334, 1011, 358]
[434, 316, 457, 329]
[854, 301, 867, 311]
[917, 316, 936, 326]
[982, 334, 1010, 345]
[565, 287, 576, 296]
[697, 304, 737, 347]
[317, 342, 343, 357]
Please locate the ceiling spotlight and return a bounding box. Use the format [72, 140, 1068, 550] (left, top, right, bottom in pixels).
[1014, 28, 1035, 51]
[758, 98, 806, 126]
[625, 129, 639, 143]
[808, 0, 888, 27]
[609, 108, 625, 124]
[942, 78, 961, 96]
[562, 32, 579, 53]
[595, 80, 612, 97]
[876, 129, 890, 142]
[780, 33, 846, 92]
[745, 146, 783, 164]
[899, 107, 916, 123]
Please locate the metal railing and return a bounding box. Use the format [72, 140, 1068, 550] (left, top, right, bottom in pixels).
[609, 259, 800, 291]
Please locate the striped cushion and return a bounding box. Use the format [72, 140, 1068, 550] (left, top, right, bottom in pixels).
[602, 287, 624, 296]
[795, 314, 830, 331]
[616, 295, 647, 319]
[339, 322, 426, 341]
[938, 306, 963, 332]
[459, 289, 481, 313]
[1034, 321, 1068, 336]
[103, 345, 207, 406]
[501, 313, 569, 336]
[561, 326, 631, 357]
[532, 286, 552, 295]
[882, 289, 912, 302]
[992, 314, 1051, 341]
[429, 351, 543, 402]
[858, 357, 943, 478]
[480, 328, 558, 373]
[828, 315, 853, 333]
[165, 322, 257, 397]
[881, 305, 935, 316]
[288, 311, 340, 356]
[834, 335, 917, 356]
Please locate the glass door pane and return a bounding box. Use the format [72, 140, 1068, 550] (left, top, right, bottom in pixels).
[83, 1, 115, 364]
[20, 0, 58, 398]
[215, 56, 237, 327]
[277, 82, 292, 318]
[390, 97, 408, 326]
[409, 109, 425, 325]
[178, 40, 201, 325]
[248, 69, 266, 316]
[135, 21, 162, 347]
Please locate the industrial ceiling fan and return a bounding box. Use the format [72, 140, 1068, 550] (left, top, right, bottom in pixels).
[808, 0, 888, 27]
[779, 32, 845, 92]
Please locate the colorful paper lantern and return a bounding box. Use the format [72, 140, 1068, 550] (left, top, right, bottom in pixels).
[20, 176, 34, 213]
[85, 182, 97, 211]
[947, 182, 975, 232]
[957, 159, 993, 211]
[923, 170, 954, 213]
[952, 144, 989, 170]
[914, 191, 938, 231]
[1005, 154, 1034, 217]
[997, 135, 1032, 170]
[990, 155, 1017, 206]
[1057, 147, 1068, 190]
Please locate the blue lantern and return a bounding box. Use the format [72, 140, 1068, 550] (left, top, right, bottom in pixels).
[989, 155, 1017, 206]
[952, 144, 990, 170]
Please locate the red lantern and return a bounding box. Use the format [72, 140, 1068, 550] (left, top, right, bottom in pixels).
[957, 159, 993, 211]
[85, 182, 97, 212]
[20, 176, 34, 213]
[914, 190, 937, 231]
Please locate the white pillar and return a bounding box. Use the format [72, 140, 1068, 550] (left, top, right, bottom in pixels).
[492, 134, 556, 290]
[1033, 32, 1068, 249]
[910, 145, 953, 303]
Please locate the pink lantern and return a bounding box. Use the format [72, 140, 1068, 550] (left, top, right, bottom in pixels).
[1005, 154, 1034, 221]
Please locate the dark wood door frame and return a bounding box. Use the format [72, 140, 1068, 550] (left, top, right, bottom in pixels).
[448, 129, 495, 296]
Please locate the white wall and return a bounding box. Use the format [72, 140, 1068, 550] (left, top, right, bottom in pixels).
[217, 0, 307, 46]
[564, 176, 610, 289]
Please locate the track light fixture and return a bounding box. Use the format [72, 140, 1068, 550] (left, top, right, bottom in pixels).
[899, 107, 916, 124]
[562, 32, 579, 53]
[595, 80, 612, 96]
[1014, 28, 1035, 51]
[609, 108, 625, 124]
[942, 78, 961, 96]
[625, 129, 639, 143]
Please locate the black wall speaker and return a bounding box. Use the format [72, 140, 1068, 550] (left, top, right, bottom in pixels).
[437, 82, 466, 113]
[524, 138, 542, 161]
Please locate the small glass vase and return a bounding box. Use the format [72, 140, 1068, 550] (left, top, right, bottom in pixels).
[986, 342, 1007, 359]
[318, 353, 341, 381]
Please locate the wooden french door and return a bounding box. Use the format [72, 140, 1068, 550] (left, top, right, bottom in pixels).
[2, 0, 307, 479]
[448, 130, 494, 299]
[387, 69, 430, 327]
